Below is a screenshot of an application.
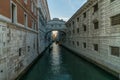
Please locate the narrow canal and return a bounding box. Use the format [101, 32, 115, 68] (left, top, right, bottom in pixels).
[20, 43, 118, 80]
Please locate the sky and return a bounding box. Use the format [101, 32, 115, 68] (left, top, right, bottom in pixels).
[47, 0, 87, 21]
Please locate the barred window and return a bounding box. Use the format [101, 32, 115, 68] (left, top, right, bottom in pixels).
[77, 17, 79, 22]
[94, 44, 98, 51]
[111, 0, 115, 2]
[111, 46, 120, 57]
[83, 25, 87, 31]
[83, 43, 86, 48]
[93, 21, 99, 29]
[77, 41, 79, 46]
[77, 28, 79, 33]
[83, 12, 86, 18]
[93, 3, 98, 13]
[111, 14, 120, 26]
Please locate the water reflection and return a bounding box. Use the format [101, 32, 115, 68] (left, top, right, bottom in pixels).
[21, 43, 118, 80]
[50, 43, 61, 74]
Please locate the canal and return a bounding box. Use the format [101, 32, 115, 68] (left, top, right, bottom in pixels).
[20, 43, 118, 80]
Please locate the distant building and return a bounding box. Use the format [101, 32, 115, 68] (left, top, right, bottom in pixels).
[38, 0, 50, 53]
[63, 0, 120, 79]
[0, 0, 50, 80]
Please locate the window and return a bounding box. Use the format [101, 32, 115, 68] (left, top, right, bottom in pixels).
[31, 1, 34, 12]
[83, 12, 86, 18]
[77, 41, 79, 46]
[72, 21, 74, 25]
[83, 25, 86, 31]
[111, 0, 115, 2]
[32, 20, 34, 29]
[72, 41, 74, 45]
[111, 46, 119, 57]
[24, 0, 27, 4]
[93, 21, 99, 29]
[93, 3, 98, 13]
[111, 14, 120, 26]
[11, 3, 17, 23]
[24, 13, 28, 27]
[19, 48, 22, 56]
[34, 22, 37, 30]
[77, 17, 79, 22]
[77, 28, 79, 33]
[94, 44, 98, 51]
[83, 43, 86, 48]
[73, 29, 75, 34]
[28, 46, 30, 52]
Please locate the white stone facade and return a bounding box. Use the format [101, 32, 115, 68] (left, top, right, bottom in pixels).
[0, 21, 38, 80]
[63, 0, 120, 78]
[46, 18, 66, 43]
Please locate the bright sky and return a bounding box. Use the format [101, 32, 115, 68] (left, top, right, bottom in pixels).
[47, 0, 87, 21]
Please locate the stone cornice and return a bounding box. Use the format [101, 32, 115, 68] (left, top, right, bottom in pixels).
[66, 0, 97, 24]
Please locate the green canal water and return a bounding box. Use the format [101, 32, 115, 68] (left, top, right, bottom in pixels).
[20, 43, 118, 80]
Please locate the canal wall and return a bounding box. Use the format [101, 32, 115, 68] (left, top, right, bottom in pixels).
[62, 44, 120, 79]
[64, 0, 120, 79]
[0, 20, 39, 80]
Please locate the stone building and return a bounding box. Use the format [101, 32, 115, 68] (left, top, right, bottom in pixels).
[46, 18, 66, 44]
[63, 0, 120, 78]
[0, 0, 50, 80]
[38, 0, 50, 53]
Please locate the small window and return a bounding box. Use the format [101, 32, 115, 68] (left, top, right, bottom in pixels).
[77, 17, 79, 22]
[69, 24, 71, 27]
[111, 46, 119, 57]
[83, 12, 86, 18]
[24, 0, 27, 4]
[111, 0, 115, 2]
[93, 3, 98, 13]
[73, 29, 75, 34]
[83, 25, 86, 31]
[11, 3, 17, 23]
[77, 41, 79, 46]
[77, 28, 79, 33]
[28, 46, 30, 52]
[72, 21, 74, 25]
[83, 43, 86, 48]
[111, 14, 120, 26]
[94, 44, 98, 51]
[72, 41, 74, 45]
[24, 13, 28, 27]
[93, 21, 99, 29]
[19, 48, 22, 56]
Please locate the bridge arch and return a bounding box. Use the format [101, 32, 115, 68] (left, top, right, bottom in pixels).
[45, 18, 67, 42]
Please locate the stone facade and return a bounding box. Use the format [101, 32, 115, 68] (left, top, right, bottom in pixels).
[46, 18, 66, 44]
[64, 0, 120, 78]
[0, 0, 50, 80]
[38, 0, 50, 53]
